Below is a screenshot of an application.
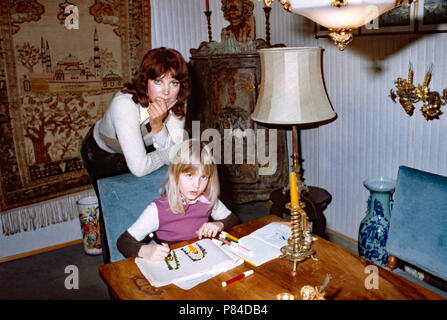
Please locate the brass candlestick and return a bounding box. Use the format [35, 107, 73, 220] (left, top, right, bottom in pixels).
[263, 6, 272, 46]
[280, 201, 317, 276]
[280, 125, 316, 275]
[204, 11, 212, 42]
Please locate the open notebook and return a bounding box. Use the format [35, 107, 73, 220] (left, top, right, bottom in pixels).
[135, 238, 243, 290]
[222, 222, 291, 267]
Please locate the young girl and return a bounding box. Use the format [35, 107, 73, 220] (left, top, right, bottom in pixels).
[117, 139, 239, 261]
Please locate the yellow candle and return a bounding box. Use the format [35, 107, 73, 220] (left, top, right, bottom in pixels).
[423, 72, 431, 87]
[408, 67, 414, 84]
[290, 172, 299, 207]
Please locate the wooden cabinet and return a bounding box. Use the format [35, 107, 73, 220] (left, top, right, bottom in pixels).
[187, 47, 289, 205]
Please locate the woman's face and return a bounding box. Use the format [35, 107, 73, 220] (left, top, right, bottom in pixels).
[147, 72, 180, 106]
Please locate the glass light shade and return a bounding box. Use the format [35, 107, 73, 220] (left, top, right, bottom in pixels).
[288, 0, 399, 29]
[251, 47, 336, 125]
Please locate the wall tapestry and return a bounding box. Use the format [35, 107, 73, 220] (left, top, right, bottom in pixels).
[0, 0, 151, 235]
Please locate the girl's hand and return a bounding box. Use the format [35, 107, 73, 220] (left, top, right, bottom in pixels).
[138, 243, 170, 262]
[196, 221, 224, 239]
[148, 97, 177, 133]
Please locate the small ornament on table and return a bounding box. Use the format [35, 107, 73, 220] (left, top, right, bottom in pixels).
[276, 292, 295, 300]
[300, 285, 326, 300]
[300, 274, 331, 300]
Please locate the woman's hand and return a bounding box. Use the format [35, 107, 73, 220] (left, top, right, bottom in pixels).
[196, 221, 224, 239]
[138, 243, 170, 262]
[148, 97, 177, 134]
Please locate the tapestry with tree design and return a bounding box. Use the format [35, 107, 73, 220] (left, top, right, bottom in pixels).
[0, 0, 151, 220]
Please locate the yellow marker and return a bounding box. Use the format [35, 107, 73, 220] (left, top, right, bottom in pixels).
[220, 231, 239, 243]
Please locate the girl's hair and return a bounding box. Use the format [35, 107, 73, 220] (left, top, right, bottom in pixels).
[164, 139, 219, 214]
[122, 47, 191, 119]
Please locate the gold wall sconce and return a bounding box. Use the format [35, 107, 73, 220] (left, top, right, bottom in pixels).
[390, 64, 447, 121]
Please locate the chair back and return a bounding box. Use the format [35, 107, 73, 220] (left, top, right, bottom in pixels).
[386, 166, 447, 281]
[98, 166, 168, 262]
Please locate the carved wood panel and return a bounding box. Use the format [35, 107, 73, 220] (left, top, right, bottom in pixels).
[188, 53, 289, 204]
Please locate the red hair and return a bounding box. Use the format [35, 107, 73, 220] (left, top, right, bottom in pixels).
[122, 47, 190, 118]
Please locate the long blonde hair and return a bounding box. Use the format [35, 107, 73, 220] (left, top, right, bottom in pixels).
[164, 139, 219, 214]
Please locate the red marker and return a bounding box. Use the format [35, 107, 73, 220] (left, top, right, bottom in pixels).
[221, 270, 254, 287]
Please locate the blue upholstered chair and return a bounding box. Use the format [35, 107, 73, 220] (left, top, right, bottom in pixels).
[386, 166, 447, 297]
[97, 165, 169, 262]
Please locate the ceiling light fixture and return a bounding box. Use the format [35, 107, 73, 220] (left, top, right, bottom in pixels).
[263, 0, 412, 50]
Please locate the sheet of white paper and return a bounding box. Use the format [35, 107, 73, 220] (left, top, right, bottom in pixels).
[135, 238, 243, 289]
[248, 222, 291, 249]
[220, 222, 291, 267]
[173, 239, 243, 290]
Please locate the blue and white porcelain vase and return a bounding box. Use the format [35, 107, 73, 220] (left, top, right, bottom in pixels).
[358, 177, 396, 267]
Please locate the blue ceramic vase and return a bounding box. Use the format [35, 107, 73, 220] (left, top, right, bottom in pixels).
[358, 177, 396, 267]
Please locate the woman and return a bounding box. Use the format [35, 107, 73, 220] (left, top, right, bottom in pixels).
[81, 47, 190, 196]
[80, 47, 190, 262]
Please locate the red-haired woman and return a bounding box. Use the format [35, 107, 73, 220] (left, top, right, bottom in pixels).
[80, 48, 190, 262]
[81, 47, 190, 195]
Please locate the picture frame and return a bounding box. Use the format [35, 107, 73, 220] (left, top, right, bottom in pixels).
[314, 23, 330, 38]
[416, 0, 447, 32]
[314, 1, 447, 38]
[360, 2, 416, 34]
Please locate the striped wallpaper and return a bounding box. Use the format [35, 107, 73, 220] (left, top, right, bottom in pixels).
[151, 0, 447, 240]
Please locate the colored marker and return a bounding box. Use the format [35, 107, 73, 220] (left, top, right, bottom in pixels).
[150, 232, 171, 258]
[219, 238, 232, 246]
[231, 242, 253, 256]
[220, 238, 253, 256]
[220, 231, 239, 243]
[221, 270, 254, 287]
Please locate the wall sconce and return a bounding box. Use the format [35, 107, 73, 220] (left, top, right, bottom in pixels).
[390, 64, 447, 121]
[263, 0, 412, 50]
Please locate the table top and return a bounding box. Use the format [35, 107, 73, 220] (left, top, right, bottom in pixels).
[98, 215, 445, 300]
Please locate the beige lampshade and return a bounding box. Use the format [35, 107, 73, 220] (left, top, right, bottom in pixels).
[288, 0, 401, 29]
[251, 47, 336, 125]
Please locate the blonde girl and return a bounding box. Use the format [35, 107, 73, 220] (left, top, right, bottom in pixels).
[117, 139, 239, 261]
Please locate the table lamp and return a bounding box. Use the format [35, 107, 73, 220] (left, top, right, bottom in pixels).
[251, 47, 336, 274]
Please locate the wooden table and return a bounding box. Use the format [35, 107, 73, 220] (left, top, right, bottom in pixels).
[98, 215, 445, 300]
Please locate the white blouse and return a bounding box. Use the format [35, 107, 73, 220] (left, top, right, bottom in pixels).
[93, 91, 186, 176]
